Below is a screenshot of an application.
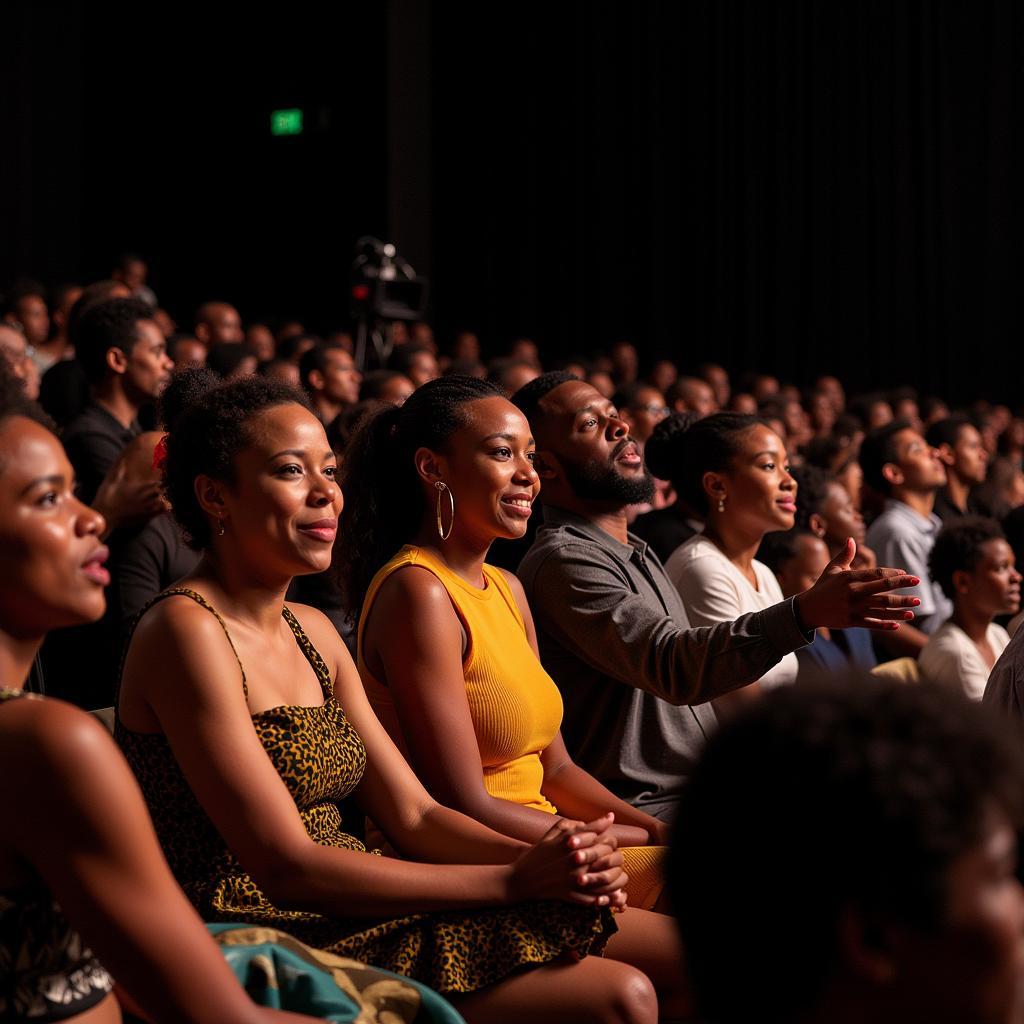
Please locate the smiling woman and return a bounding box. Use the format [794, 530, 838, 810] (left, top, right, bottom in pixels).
[340, 376, 691, 1017]
[114, 371, 685, 1022]
[0, 368, 331, 1023]
[660, 413, 802, 713]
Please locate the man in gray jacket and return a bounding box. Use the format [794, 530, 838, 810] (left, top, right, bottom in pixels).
[513, 373, 920, 821]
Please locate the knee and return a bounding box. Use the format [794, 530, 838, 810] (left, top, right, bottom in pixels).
[601, 964, 658, 1024]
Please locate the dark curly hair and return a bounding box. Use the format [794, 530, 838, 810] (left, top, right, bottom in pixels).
[337, 375, 503, 616]
[642, 411, 763, 515]
[928, 515, 1007, 600]
[75, 296, 156, 386]
[670, 678, 1024, 1024]
[160, 369, 311, 550]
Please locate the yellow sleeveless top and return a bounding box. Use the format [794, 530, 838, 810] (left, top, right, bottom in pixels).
[358, 545, 562, 813]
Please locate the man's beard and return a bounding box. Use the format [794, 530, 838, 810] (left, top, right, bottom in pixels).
[562, 454, 655, 505]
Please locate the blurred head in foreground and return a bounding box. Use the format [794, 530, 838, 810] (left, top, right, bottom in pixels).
[670, 678, 1024, 1024]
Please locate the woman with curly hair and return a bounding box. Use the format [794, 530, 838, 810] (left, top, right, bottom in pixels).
[0, 368, 321, 1023]
[117, 369, 669, 1024]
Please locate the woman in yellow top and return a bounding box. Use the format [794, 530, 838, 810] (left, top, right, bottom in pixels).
[340, 377, 671, 918]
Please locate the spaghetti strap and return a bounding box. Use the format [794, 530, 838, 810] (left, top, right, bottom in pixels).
[282, 605, 335, 701]
[124, 587, 249, 698]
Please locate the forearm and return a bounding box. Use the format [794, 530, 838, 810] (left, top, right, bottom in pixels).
[387, 799, 528, 864]
[542, 763, 655, 844]
[267, 841, 514, 916]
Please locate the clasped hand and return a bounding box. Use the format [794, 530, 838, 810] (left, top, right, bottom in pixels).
[509, 812, 628, 910]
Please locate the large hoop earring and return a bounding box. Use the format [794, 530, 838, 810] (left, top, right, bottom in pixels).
[435, 481, 455, 541]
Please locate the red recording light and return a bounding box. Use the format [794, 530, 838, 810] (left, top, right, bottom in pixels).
[352, 284, 370, 300]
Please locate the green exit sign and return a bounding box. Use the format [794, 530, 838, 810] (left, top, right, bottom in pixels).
[270, 109, 303, 136]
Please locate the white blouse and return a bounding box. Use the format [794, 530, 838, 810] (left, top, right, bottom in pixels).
[919, 620, 1011, 701]
[665, 535, 799, 690]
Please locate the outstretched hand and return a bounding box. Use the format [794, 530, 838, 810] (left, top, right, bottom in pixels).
[794, 537, 921, 632]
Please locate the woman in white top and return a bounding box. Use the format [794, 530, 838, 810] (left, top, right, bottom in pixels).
[920, 516, 1021, 699]
[658, 413, 801, 715]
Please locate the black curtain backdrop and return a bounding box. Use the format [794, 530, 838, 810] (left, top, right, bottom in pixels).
[5, 2, 1023, 405]
[428, 1, 1023, 403]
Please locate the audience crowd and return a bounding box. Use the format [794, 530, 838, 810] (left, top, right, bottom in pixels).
[4, 259, 1024, 1023]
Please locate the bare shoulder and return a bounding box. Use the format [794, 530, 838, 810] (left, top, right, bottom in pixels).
[0, 697, 124, 799]
[123, 591, 245, 703]
[129, 589, 230, 649]
[285, 602, 349, 661]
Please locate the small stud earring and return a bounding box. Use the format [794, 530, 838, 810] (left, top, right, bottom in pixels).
[717, 497, 726, 513]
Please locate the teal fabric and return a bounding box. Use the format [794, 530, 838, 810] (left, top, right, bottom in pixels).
[207, 924, 465, 1023]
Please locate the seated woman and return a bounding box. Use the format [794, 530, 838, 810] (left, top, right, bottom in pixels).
[791, 462, 876, 570]
[0, 372, 320, 1023]
[757, 530, 877, 678]
[116, 371, 684, 1023]
[662, 413, 803, 714]
[341, 377, 671, 914]
[920, 516, 1021, 699]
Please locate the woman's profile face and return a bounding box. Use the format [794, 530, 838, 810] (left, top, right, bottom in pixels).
[0, 416, 107, 636]
[425, 396, 540, 545]
[216, 403, 342, 578]
[710, 424, 797, 538]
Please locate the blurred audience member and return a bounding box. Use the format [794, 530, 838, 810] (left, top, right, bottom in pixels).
[206, 343, 258, 380]
[300, 343, 362, 426]
[672, 680, 1024, 1024]
[648, 359, 678, 395]
[862, 419, 951, 647]
[698, 362, 731, 408]
[667, 376, 717, 418]
[927, 414, 988, 520]
[609, 339, 639, 384]
[759, 529, 877, 676]
[111, 252, 158, 306]
[729, 392, 758, 415]
[390, 343, 440, 387]
[587, 368, 615, 399]
[614, 382, 670, 444]
[793, 464, 875, 569]
[488, 357, 540, 397]
[41, 281, 84, 370]
[976, 457, 1024, 522]
[168, 333, 207, 370]
[2, 280, 50, 362]
[0, 323, 41, 399]
[813, 374, 845, 415]
[244, 322, 276, 362]
[849, 391, 894, 430]
[63, 298, 173, 505]
[509, 336, 540, 368]
[921, 517, 1019, 699]
[193, 301, 243, 347]
[258, 357, 301, 387]
[278, 331, 319, 364]
[360, 369, 415, 405]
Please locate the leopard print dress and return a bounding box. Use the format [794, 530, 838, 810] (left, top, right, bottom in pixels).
[115, 588, 615, 994]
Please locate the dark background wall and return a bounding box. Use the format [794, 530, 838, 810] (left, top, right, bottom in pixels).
[5, 1, 1022, 403]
